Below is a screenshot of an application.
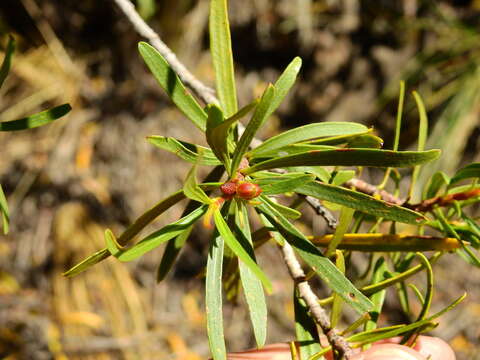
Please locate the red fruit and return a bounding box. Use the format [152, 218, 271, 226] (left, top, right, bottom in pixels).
[220, 181, 237, 196]
[236, 182, 262, 200]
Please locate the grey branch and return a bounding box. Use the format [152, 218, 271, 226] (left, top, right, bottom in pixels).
[281, 242, 354, 359]
[112, 0, 217, 105]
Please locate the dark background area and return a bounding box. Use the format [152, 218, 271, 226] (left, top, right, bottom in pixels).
[0, 0, 479, 359]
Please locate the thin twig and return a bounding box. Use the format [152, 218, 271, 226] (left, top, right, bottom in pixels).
[281, 242, 354, 359]
[112, 0, 217, 105]
[346, 178, 404, 205]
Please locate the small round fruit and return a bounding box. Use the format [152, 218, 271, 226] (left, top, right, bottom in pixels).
[220, 181, 237, 196]
[236, 182, 262, 200]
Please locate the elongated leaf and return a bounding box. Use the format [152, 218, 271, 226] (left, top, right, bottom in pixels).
[294, 290, 322, 360]
[287, 166, 331, 183]
[138, 42, 207, 131]
[326, 207, 354, 257]
[0, 184, 9, 234]
[295, 182, 425, 224]
[409, 91, 429, 200]
[0, 35, 15, 88]
[347, 134, 383, 149]
[231, 84, 275, 174]
[209, 0, 237, 117]
[236, 204, 267, 347]
[147, 136, 221, 165]
[244, 149, 441, 174]
[424, 171, 450, 200]
[184, 165, 212, 204]
[450, 163, 480, 186]
[255, 174, 315, 195]
[115, 205, 208, 262]
[330, 251, 346, 328]
[312, 234, 461, 252]
[63, 190, 187, 276]
[257, 198, 373, 314]
[206, 234, 226, 360]
[331, 170, 355, 186]
[213, 209, 272, 292]
[0, 104, 71, 131]
[205, 104, 232, 167]
[365, 258, 389, 332]
[251, 144, 335, 159]
[157, 225, 193, 282]
[260, 195, 302, 220]
[250, 122, 368, 157]
[105, 229, 123, 256]
[267, 57, 302, 119]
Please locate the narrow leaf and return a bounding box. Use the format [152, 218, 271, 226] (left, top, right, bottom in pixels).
[255, 174, 315, 195]
[209, 0, 237, 116]
[206, 104, 231, 166]
[147, 136, 221, 165]
[260, 195, 302, 220]
[115, 205, 208, 262]
[231, 84, 275, 174]
[365, 258, 389, 332]
[0, 35, 15, 88]
[157, 225, 193, 282]
[0, 104, 71, 131]
[184, 165, 212, 204]
[138, 42, 207, 131]
[104, 229, 123, 256]
[213, 209, 272, 292]
[206, 234, 226, 360]
[0, 184, 9, 234]
[250, 122, 367, 157]
[294, 290, 322, 360]
[236, 204, 267, 347]
[295, 181, 425, 224]
[257, 198, 373, 314]
[450, 163, 480, 186]
[424, 171, 450, 200]
[243, 149, 441, 174]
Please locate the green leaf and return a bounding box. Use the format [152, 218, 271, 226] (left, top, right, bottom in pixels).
[114, 205, 208, 262]
[331, 170, 355, 186]
[295, 182, 425, 224]
[424, 171, 450, 200]
[251, 144, 335, 159]
[0, 104, 71, 131]
[257, 198, 373, 314]
[243, 149, 441, 174]
[104, 229, 123, 256]
[0, 184, 9, 235]
[0, 35, 15, 88]
[205, 104, 232, 167]
[184, 165, 212, 204]
[63, 190, 187, 276]
[213, 209, 272, 292]
[267, 57, 302, 119]
[255, 174, 315, 195]
[231, 84, 275, 174]
[330, 251, 346, 328]
[206, 234, 226, 360]
[137, 0, 156, 20]
[209, 0, 237, 117]
[250, 122, 367, 157]
[409, 91, 429, 200]
[236, 203, 267, 347]
[260, 195, 302, 220]
[294, 290, 322, 360]
[365, 257, 389, 332]
[138, 42, 207, 131]
[157, 225, 193, 282]
[249, 121, 368, 157]
[347, 134, 384, 149]
[147, 136, 221, 165]
[287, 166, 331, 183]
[326, 207, 354, 257]
[450, 163, 480, 186]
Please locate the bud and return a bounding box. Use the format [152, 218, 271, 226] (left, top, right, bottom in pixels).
[236, 182, 262, 200]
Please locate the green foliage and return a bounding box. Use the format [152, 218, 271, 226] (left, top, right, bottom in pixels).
[59, 3, 480, 360]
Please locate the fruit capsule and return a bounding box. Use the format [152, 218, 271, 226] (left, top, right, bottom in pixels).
[236, 182, 262, 200]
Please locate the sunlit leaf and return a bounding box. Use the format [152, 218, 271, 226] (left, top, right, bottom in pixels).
[347, 134, 384, 149]
[255, 173, 315, 195]
[450, 163, 480, 186]
[209, 0, 237, 117]
[295, 182, 425, 224]
[138, 42, 207, 131]
[184, 165, 212, 204]
[157, 225, 193, 282]
[243, 149, 441, 174]
[424, 171, 450, 200]
[250, 122, 367, 157]
[0, 104, 71, 131]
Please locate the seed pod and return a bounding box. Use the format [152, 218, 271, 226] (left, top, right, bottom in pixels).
[236, 182, 262, 200]
[220, 181, 237, 196]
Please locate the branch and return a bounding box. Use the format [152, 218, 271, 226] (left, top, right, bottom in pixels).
[346, 178, 403, 205]
[281, 242, 354, 359]
[112, 0, 217, 105]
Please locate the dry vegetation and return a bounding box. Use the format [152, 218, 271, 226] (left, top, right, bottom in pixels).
[0, 1, 479, 359]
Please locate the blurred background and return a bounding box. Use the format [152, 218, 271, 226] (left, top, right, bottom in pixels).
[0, 0, 479, 359]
